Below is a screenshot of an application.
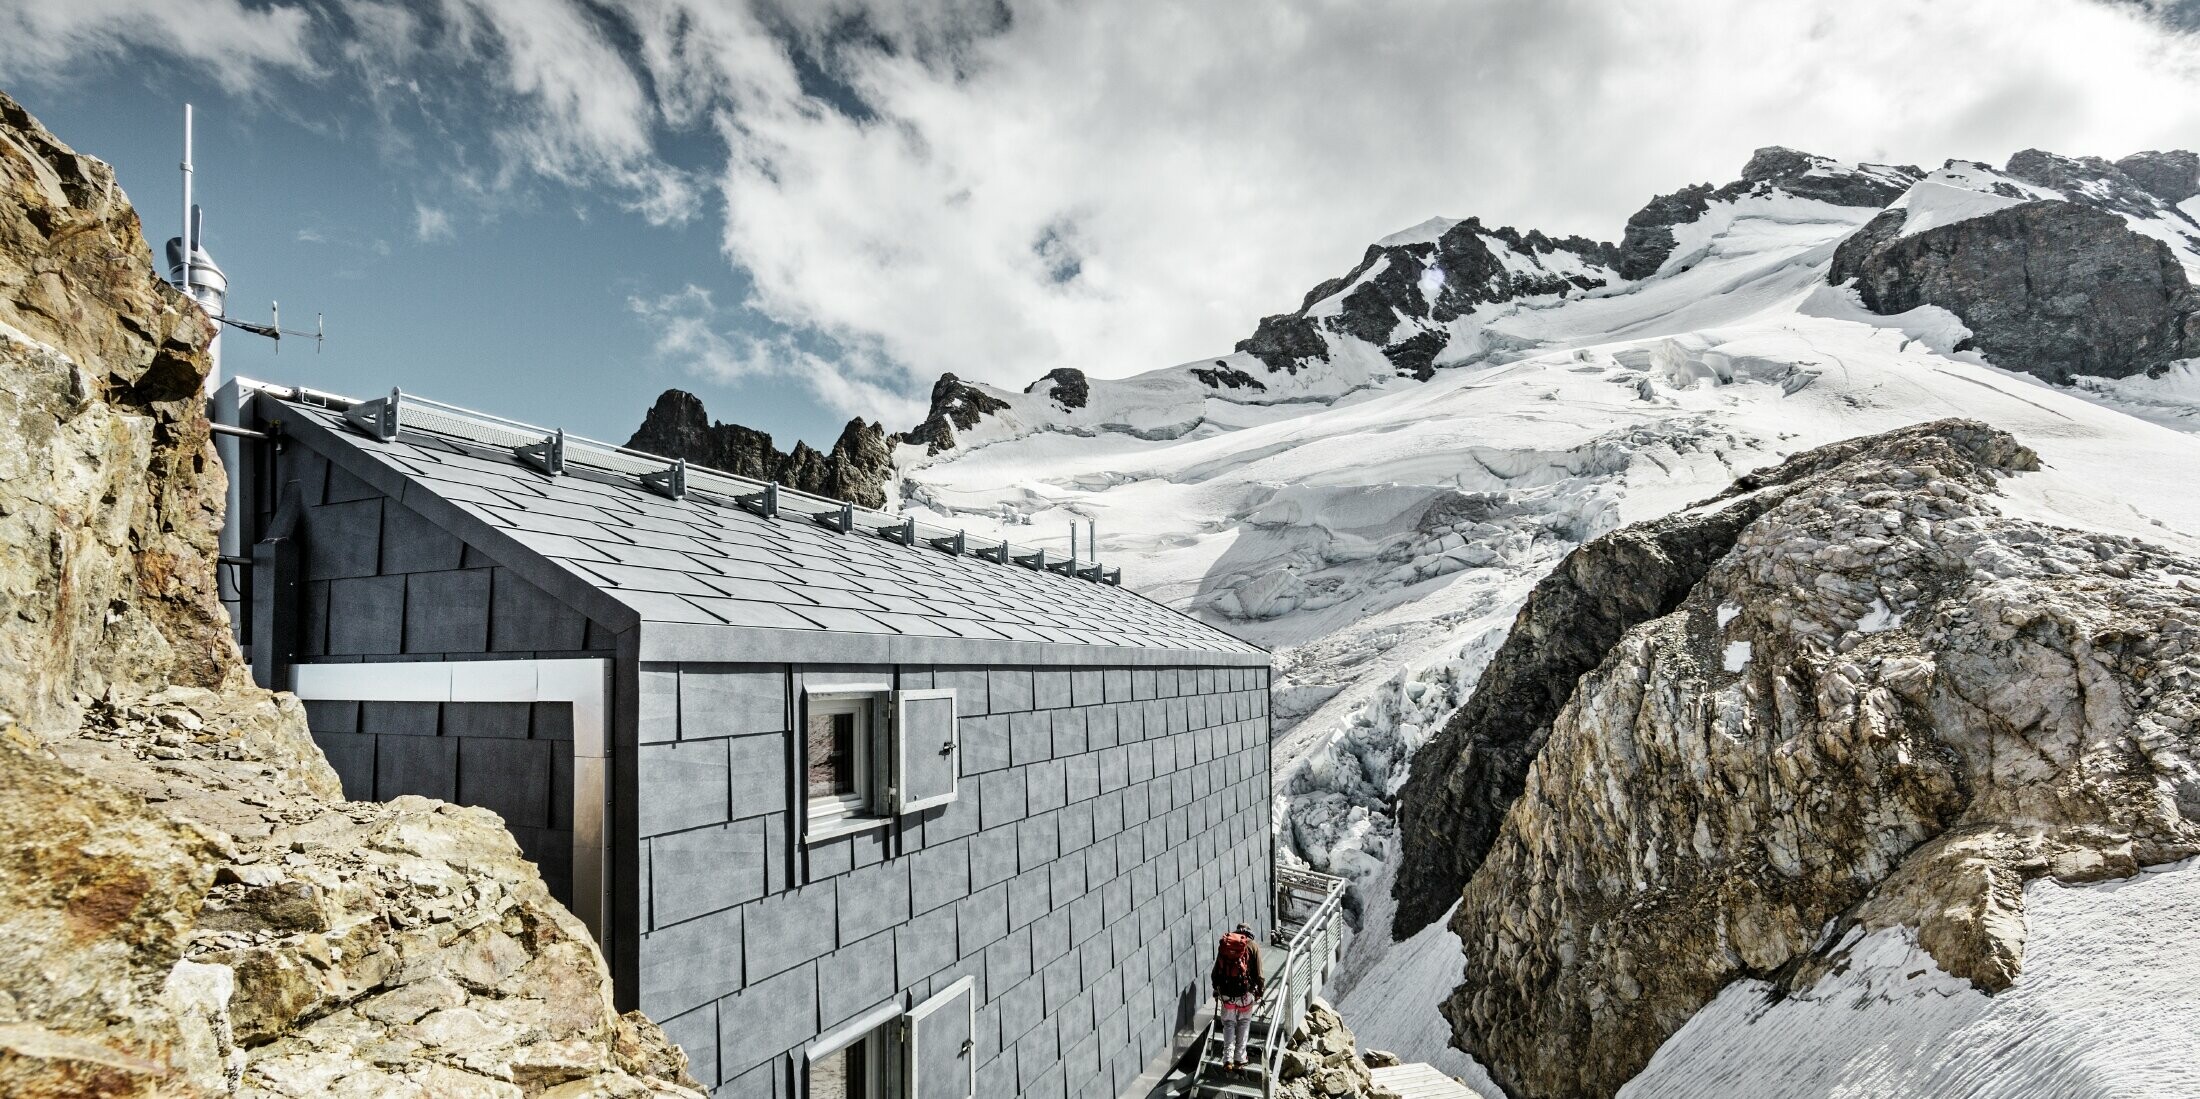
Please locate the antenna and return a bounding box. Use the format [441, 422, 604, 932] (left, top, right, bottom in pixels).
[219, 301, 324, 353]
[168, 104, 327, 382]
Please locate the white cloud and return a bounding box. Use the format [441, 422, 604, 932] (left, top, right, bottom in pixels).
[412, 202, 453, 242]
[18, 0, 2200, 427]
[436, 0, 701, 224]
[624, 0, 2200, 409]
[0, 0, 318, 92]
[628, 283, 926, 425]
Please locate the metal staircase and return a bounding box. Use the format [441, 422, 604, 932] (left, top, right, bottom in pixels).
[1185, 868, 1347, 1099]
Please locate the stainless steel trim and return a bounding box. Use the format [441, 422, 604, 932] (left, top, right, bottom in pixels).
[291, 658, 612, 945]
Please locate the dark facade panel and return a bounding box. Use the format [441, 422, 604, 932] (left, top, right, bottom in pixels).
[637, 660, 1273, 1099]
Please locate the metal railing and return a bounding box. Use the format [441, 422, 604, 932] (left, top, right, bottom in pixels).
[239, 379, 1124, 585]
[1267, 866, 1347, 1048]
[1188, 867, 1347, 1098]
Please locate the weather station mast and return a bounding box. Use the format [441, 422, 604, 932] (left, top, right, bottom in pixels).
[168, 103, 323, 654]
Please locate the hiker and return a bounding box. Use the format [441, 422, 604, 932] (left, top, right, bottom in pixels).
[1212, 922, 1265, 1070]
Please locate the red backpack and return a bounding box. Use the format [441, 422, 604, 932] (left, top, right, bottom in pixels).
[1213, 931, 1259, 998]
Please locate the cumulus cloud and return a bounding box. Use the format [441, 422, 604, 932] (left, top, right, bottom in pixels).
[16, 0, 2200, 423]
[0, 0, 319, 92]
[628, 0, 2200, 404]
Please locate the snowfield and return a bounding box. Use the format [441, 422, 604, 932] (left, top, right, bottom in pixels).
[895, 166, 2200, 1084]
[1618, 859, 2200, 1099]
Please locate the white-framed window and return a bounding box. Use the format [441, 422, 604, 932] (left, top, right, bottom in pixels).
[801, 683, 962, 842]
[805, 690, 884, 833]
[808, 1019, 900, 1099]
[803, 978, 974, 1099]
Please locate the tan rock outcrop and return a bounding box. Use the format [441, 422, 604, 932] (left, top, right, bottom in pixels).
[1275, 999, 1392, 1099]
[1434, 421, 2200, 1098]
[0, 90, 699, 1098]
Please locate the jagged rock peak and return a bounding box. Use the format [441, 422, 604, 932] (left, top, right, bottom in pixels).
[1236, 214, 1620, 377]
[1403, 418, 2200, 1099]
[1616, 147, 1920, 279]
[626, 388, 893, 509]
[903, 372, 1012, 455]
[2005, 146, 2200, 222]
[2117, 148, 2200, 204]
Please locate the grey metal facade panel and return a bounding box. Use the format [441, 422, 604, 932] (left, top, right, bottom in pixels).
[270, 397, 1261, 663]
[637, 657, 1272, 1099]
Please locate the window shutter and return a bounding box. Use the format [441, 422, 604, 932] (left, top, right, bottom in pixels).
[904, 977, 975, 1099]
[892, 688, 959, 813]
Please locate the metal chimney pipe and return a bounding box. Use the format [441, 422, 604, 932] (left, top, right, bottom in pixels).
[179, 104, 193, 296]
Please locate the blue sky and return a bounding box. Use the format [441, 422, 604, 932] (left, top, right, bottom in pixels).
[8, 0, 2198, 449]
[14, 38, 852, 447]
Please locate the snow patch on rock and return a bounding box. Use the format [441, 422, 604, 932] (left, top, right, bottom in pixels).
[1619, 859, 2200, 1099]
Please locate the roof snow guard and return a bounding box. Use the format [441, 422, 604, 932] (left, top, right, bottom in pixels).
[250, 381, 1261, 660]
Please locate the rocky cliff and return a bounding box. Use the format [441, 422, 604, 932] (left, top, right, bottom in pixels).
[1395, 420, 2200, 1098]
[1830, 150, 2200, 383]
[625, 388, 894, 508]
[0, 91, 699, 1099]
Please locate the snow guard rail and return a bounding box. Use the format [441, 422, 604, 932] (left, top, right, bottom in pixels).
[250, 381, 1126, 586]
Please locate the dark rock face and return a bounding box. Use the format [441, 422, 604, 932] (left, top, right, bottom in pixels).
[627, 390, 779, 480]
[625, 389, 893, 508]
[1236, 218, 1620, 377]
[1236, 313, 1330, 375]
[903, 373, 1013, 455]
[1383, 330, 1447, 383]
[1830, 201, 2200, 382]
[1617, 148, 1918, 280]
[1192, 360, 1269, 391]
[1615, 183, 1715, 280]
[2118, 149, 2200, 204]
[2007, 148, 2195, 225]
[1729, 146, 1918, 208]
[1390, 482, 1777, 938]
[1026, 366, 1090, 410]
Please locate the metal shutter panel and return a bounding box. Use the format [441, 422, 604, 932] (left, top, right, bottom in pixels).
[905, 976, 975, 1099]
[894, 689, 959, 813]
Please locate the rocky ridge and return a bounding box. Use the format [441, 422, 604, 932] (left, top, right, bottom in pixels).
[633, 143, 2195, 487]
[624, 388, 894, 509]
[0, 91, 699, 1099]
[1396, 420, 2200, 1098]
[1832, 150, 2200, 383]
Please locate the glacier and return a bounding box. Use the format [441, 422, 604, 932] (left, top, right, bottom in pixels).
[889, 153, 2200, 1086]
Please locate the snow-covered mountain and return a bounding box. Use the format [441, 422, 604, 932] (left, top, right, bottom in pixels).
[638, 144, 2200, 1091]
[874, 142, 2200, 1079]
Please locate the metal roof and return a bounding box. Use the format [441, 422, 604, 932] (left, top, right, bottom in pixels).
[256, 383, 1262, 659]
